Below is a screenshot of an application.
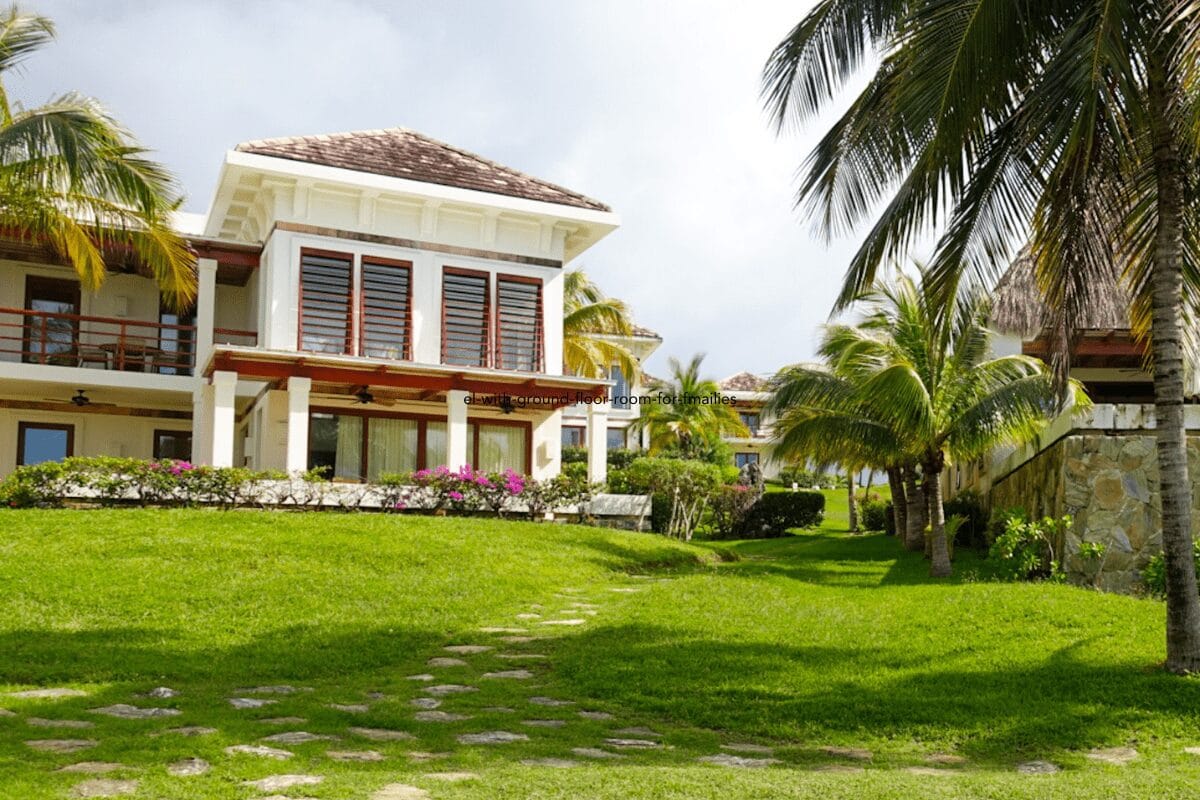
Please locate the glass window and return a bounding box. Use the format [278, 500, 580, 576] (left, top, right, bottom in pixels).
[23, 277, 79, 365]
[477, 424, 526, 473]
[360, 258, 412, 360]
[561, 426, 585, 448]
[739, 412, 760, 435]
[18, 422, 73, 465]
[368, 417, 418, 480]
[158, 304, 195, 376]
[308, 413, 363, 480]
[496, 278, 542, 371]
[299, 251, 353, 354]
[442, 270, 490, 367]
[153, 430, 192, 461]
[425, 421, 447, 469]
[611, 366, 630, 410]
[607, 427, 627, 450]
[734, 452, 760, 469]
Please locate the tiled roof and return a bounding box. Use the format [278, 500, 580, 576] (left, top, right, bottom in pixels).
[720, 372, 769, 392]
[236, 128, 610, 212]
[631, 324, 661, 340]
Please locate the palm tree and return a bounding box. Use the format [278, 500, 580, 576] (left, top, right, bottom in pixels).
[634, 354, 747, 460]
[562, 269, 638, 382]
[770, 271, 1087, 576]
[763, 0, 1200, 670]
[0, 8, 194, 307]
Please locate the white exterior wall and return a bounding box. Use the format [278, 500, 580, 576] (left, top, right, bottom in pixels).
[0, 408, 190, 475]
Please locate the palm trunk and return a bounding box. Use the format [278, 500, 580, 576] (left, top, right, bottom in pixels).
[903, 469, 925, 551]
[888, 466, 906, 537]
[846, 467, 858, 532]
[925, 456, 951, 577]
[924, 475, 934, 559]
[1148, 51, 1200, 673]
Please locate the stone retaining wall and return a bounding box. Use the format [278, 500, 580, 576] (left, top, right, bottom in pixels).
[989, 433, 1192, 593]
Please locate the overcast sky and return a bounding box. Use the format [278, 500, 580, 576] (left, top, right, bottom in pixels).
[21, 0, 869, 379]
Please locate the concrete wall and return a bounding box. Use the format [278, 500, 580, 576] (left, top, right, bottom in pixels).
[0, 408, 191, 474]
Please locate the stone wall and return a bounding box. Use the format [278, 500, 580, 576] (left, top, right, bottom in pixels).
[990, 433, 1175, 594]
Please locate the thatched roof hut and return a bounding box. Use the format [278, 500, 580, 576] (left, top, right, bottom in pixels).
[989, 249, 1130, 337]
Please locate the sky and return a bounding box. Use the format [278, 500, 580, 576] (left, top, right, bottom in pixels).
[19, 0, 869, 379]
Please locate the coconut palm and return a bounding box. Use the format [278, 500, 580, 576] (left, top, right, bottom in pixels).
[763, 0, 1200, 670]
[562, 268, 638, 383]
[0, 7, 194, 306]
[771, 271, 1087, 576]
[634, 354, 747, 460]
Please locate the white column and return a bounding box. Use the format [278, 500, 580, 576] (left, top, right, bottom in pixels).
[191, 386, 213, 465]
[211, 370, 238, 468]
[586, 399, 609, 485]
[286, 376, 311, 473]
[446, 389, 469, 469]
[194, 257, 218, 374]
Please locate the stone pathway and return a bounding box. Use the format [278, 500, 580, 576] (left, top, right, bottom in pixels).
[699, 753, 780, 768]
[90, 704, 180, 719]
[349, 727, 416, 741]
[1086, 746, 1138, 765]
[262, 731, 336, 744]
[70, 778, 138, 798]
[457, 730, 529, 744]
[58, 763, 125, 774]
[224, 744, 293, 760]
[372, 785, 429, 800]
[26, 739, 97, 753]
[328, 749, 386, 761]
[8, 688, 88, 699]
[166, 757, 209, 776]
[244, 774, 324, 791]
[27, 717, 94, 729]
[1016, 760, 1060, 774]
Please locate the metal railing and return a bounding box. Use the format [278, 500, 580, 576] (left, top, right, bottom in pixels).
[0, 306, 257, 376]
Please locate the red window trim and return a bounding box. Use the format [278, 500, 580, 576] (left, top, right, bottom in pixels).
[359, 255, 414, 361]
[441, 266, 492, 368]
[297, 248, 354, 356]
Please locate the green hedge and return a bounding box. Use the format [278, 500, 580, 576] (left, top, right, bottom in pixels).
[740, 490, 824, 537]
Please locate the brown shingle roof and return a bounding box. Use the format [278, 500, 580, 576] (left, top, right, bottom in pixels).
[631, 324, 661, 340]
[720, 372, 769, 392]
[235, 128, 610, 212]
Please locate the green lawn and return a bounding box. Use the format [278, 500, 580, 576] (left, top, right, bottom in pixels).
[0, 504, 1197, 799]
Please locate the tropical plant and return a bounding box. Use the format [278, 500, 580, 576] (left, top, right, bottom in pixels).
[763, 0, 1200, 671]
[0, 7, 195, 306]
[769, 271, 1087, 576]
[633, 354, 748, 460]
[562, 268, 638, 382]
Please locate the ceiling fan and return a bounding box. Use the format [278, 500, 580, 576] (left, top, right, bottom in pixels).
[351, 386, 397, 407]
[42, 389, 115, 409]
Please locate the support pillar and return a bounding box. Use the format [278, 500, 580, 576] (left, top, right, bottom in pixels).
[586, 399, 609, 485]
[194, 257, 218, 375]
[286, 376, 311, 473]
[211, 370, 237, 468]
[191, 386, 213, 465]
[446, 389, 469, 469]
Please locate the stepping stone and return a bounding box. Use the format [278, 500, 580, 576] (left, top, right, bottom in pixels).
[365, 691, 389, 700]
[614, 726, 660, 737]
[604, 738, 661, 749]
[820, 745, 872, 761]
[410, 698, 441, 709]
[572, 747, 625, 759]
[905, 767, 959, 776]
[516, 613, 541, 619]
[244, 774, 324, 791]
[407, 674, 435, 681]
[926, 753, 967, 765]
[229, 697, 275, 709]
[814, 764, 865, 774]
[8, 688, 87, 699]
[479, 627, 526, 633]
[1016, 760, 1060, 774]
[406, 751, 451, 762]
[497, 653, 547, 660]
[578, 711, 614, 721]
[156, 726, 216, 737]
[482, 670, 533, 679]
[415, 710, 471, 722]
[167, 757, 209, 776]
[58, 763, 125, 774]
[423, 684, 478, 696]
[328, 749, 385, 761]
[699, 754, 780, 768]
[258, 716, 307, 725]
[522, 719, 566, 728]
[722, 743, 774, 754]
[540, 618, 586, 626]
[28, 718, 94, 729]
[521, 758, 579, 768]
[372, 785, 430, 800]
[425, 771, 479, 781]
[428, 657, 467, 667]
[238, 685, 309, 694]
[26, 739, 97, 753]
[1185, 746, 1200, 755]
[349, 727, 416, 741]
[482, 706, 515, 713]
[144, 687, 179, 699]
[327, 703, 370, 713]
[457, 730, 530, 744]
[70, 779, 138, 797]
[500, 636, 536, 643]
[529, 696, 574, 707]
[444, 645, 493, 654]
[262, 731, 337, 744]
[0, 707, 15, 717]
[90, 704, 181, 719]
[1086, 746, 1138, 765]
[224, 744, 294, 760]
[609, 588, 641, 593]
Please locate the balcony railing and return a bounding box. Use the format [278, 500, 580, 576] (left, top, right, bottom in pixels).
[0, 306, 256, 376]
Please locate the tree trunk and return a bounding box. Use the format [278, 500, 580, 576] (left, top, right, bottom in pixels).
[1148, 51, 1200, 672]
[888, 466, 906, 537]
[846, 467, 858, 532]
[924, 474, 934, 559]
[903, 469, 925, 551]
[926, 458, 951, 577]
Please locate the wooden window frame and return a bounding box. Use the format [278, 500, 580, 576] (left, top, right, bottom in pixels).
[441, 266, 492, 368]
[359, 256, 414, 361]
[297, 248, 355, 356]
[152, 428, 193, 461]
[494, 273, 544, 373]
[17, 421, 75, 466]
[23, 275, 82, 365]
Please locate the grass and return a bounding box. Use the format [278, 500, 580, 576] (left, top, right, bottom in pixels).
[0, 502, 1197, 799]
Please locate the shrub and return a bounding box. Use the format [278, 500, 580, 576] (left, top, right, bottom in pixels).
[860, 499, 891, 532]
[740, 490, 825, 537]
[987, 506, 1027, 546]
[626, 457, 723, 540]
[562, 461, 587, 482]
[607, 448, 639, 470]
[777, 467, 839, 490]
[882, 501, 896, 536]
[0, 461, 69, 508]
[708, 484, 760, 539]
[1142, 539, 1200, 598]
[562, 446, 588, 464]
[606, 467, 631, 494]
[944, 490, 988, 550]
[988, 514, 1071, 581]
